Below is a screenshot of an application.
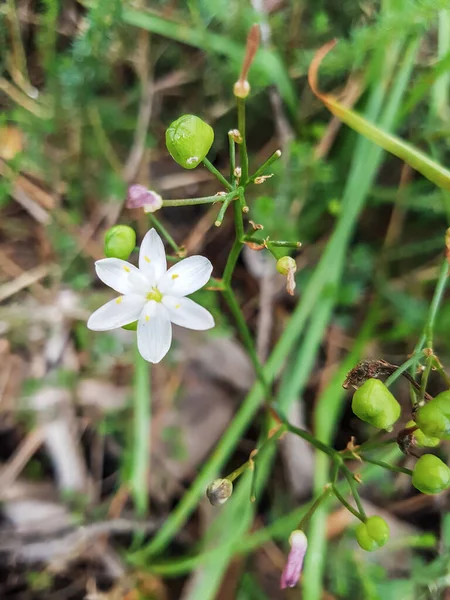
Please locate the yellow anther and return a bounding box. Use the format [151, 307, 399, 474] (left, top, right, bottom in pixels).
[175, 304, 180, 309]
[145, 315, 150, 322]
[124, 266, 130, 272]
[144, 256, 151, 263]
[172, 273, 179, 280]
[116, 297, 123, 304]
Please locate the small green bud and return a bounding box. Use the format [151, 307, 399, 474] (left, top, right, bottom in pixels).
[412, 454, 450, 494]
[352, 379, 401, 430]
[355, 516, 389, 552]
[206, 478, 233, 506]
[104, 225, 136, 261]
[406, 420, 440, 448]
[166, 115, 214, 169]
[276, 256, 297, 276]
[415, 391, 450, 438]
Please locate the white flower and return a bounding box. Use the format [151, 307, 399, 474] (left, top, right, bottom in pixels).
[87, 228, 215, 363]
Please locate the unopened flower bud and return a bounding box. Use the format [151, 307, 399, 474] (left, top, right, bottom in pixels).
[206, 478, 233, 506]
[233, 79, 251, 99]
[166, 114, 214, 169]
[104, 225, 136, 261]
[229, 129, 243, 144]
[234, 166, 242, 180]
[127, 185, 163, 213]
[280, 530, 308, 589]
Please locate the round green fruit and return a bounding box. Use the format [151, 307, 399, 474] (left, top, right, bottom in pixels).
[104, 225, 136, 261]
[276, 256, 296, 276]
[406, 420, 440, 448]
[352, 379, 401, 430]
[415, 391, 450, 438]
[412, 454, 450, 495]
[355, 516, 390, 552]
[166, 115, 214, 169]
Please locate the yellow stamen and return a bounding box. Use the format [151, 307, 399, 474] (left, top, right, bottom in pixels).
[172, 273, 179, 280]
[144, 255, 151, 263]
[116, 297, 123, 304]
[124, 266, 130, 272]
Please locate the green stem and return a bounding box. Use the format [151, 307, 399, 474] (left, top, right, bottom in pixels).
[228, 131, 236, 185]
[331, 484, 365, 521]
[224, 426, 287, 484]
[243, 236, 301, 249]
[202, 157, 233, 191]
[131, 346, 151, 517]
[425, 258, 449, 348]
[385, 352, 424, 387]
[215, 194, 237, 227]
[431, 356, 450, 387]
[162, 189, 237, 207]
[285, 422, 340, 460]
[148, 214, 180, 254]
[222, 286, 271, 401]
[420, 354, 434, 401]
[247, 149, 282, 185]
[348, 436, 396, 454]
[360, 454, 413, 476]
[341, 466, 367, 520]
[298, 486, 332, 530]
[237, 98, 249, 185]
[404, 257, 448, 393]
[222, 202, 245, 286]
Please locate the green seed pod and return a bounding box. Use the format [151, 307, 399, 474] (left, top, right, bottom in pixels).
[406, 420, 440, 448]
[355, 516, 390, 552]
[276, 256, 297, 276]
[166, 115, 214, 169]
[415, 391, 450, 438]
[104, 225, 136, 261]
[412, 454, 450, 494]
[352, 379, 401, 431]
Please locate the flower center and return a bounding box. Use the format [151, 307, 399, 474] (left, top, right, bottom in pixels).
[146, 287, 163, 302]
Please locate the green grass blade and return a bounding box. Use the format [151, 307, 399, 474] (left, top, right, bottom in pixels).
[302, 37, 420, 600]
[120, 6, 296, 111]
[311, 41, 450, 190]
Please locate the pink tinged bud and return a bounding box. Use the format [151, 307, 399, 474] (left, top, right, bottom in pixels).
[280, 530, 308, 589]
[126, 185, 163, 213]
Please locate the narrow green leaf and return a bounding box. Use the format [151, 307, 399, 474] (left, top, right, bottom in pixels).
[120, 6, 296, 111]
[310, 40, 450, 191]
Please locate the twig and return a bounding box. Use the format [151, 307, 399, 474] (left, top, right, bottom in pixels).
[123, 29, 154, 183]
[0, 428, 45, 493]
[0, 264, 52, 303]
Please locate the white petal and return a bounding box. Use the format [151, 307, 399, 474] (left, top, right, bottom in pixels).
[163, 296, 215, 330]
[137, 301, 172, 363]
[158, 256, 212, 297]
[139, 228, 167, 282]
[87, 295, 146, 331]
[95, 258, 145, 295]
